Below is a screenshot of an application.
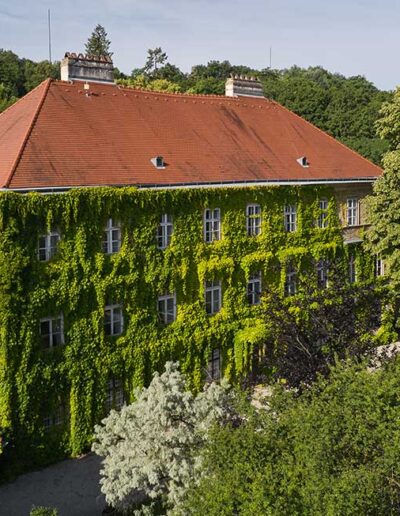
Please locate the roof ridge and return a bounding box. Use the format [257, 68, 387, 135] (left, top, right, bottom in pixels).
[5, 79, 52, 188]
[271, 99, 382, 173]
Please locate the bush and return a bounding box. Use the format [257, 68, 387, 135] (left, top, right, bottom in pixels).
[181, 359, 400, 515]
[30, 507, 58, 516]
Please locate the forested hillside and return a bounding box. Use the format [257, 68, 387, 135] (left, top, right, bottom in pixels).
[0, 47, 392, 164]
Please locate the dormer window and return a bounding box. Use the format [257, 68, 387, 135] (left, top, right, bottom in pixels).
[151, 156, 165, 169]
[297, 156, 309, 168]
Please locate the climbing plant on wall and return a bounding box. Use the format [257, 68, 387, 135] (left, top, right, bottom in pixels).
[0, 185, 386, 474]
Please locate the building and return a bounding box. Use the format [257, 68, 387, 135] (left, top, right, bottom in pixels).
[0, 54, 382, 463]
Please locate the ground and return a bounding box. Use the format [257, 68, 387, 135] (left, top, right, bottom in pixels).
[0, 453, 103, 516]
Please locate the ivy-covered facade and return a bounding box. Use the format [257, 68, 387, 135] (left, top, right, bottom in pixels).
[0, 182, 381, 469]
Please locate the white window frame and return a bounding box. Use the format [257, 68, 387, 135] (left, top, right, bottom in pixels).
[316, 260, 329, 288]
[374, 255, 384, 278]
[105, 378, 125, 412]
[157, 214, 173, 250]
[104, 304, 124, 336]
[207, 348, 221, 381]
[247, 272, 262, 305]
[40, 314, 64, 349]
[284, 265, 297, 296]
[349, 255, 357, 283]
[346, 198, 359, 227]
[204, 208, 221, 243]
[38, 230, 60, 261]
[284, 205, 297, 232]
[246, 204, 262, 236]
[102, 218, 121, 254]
[317, 199, 328, 229]
[205, 280, 222, 315]
[158, 293, 176, 324]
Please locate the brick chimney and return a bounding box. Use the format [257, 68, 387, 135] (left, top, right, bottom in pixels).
[225, 75, 264, 98]
[61, 53, 115, 84]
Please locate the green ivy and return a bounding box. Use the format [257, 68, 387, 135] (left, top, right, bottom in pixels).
[0, 185, 379, 470]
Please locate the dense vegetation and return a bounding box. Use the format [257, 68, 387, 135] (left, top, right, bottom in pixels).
[0, 33, 393, 164]
[181, 359, 400, 516]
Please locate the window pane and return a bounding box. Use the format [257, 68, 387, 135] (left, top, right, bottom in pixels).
[104, 309, 112, 335]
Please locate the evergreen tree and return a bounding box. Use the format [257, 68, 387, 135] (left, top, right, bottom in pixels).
[85, 24, 113, 58]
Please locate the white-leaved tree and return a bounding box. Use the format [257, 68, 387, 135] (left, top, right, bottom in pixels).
[92, 362, 237, 514]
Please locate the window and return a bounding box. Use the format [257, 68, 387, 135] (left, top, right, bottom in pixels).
[38, 230, 60, 261]
[284, 205, 297, 232]
[104, 304, 123, 336]
[317, 199, 328, 229]
[246, 204, 261, 236]
[102, 218, 121, 254]
[157, 214, 173, 249]
[40, 315, 64, 349]
[158, 293, 176, 324]
[316, 260, 329, 288]
[43, 404, 64, 431]
[205, 281, 222, 315]
[349, 255, 357, 283]
[247, 272, 262, 305]
[284, 264, 297, 296]
[346, 199, 359, 227]
[204, 208, 221, 242]
[105, 378, 125, 412]
[207, 349, 221, 381]
[374, 255, 384, 277]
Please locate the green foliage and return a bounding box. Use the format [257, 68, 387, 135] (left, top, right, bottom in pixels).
[181, 359, 400, 515]
[0, 185, 378, 473]
[366, 88, 400, 288]
[376, 87, 400, 150]
[0, 83, 18, 113]
[85, 24, 113, 58]
[30, 507, 58, 516]
[93, 362, 236, 512]
[118, 75, 181, 93]
[22, 60, 60, 92]
[144, 47, 168, 77]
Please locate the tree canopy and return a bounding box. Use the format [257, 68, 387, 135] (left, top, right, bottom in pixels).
[85, 24, 113, 58]
[181, 359, 400, 515]
[92, 362, 237, 513]
[366, 88, 400, 298]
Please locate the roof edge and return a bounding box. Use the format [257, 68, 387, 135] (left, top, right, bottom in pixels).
[1, 177, 377, 194]
[4, 79, 52, 188]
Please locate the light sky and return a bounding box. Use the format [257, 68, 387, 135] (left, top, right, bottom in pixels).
[1, 0, 399, 91]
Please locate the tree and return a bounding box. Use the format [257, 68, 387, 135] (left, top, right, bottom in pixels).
[0, 49, 23, 97]
[85, 24, 113, 58]
[118, 75, 181, 93]
[22, 59, 60, 92]
[251, 262, 382, 388]
[0, 83, 17, 112]
[366, 88, 400, 288]
[144, 47, 168, 76]
[92, 362, 237, 513]
[181, 358, 400, 515]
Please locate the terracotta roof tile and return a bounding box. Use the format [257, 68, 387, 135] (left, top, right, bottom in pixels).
[0, 80, 381, 190]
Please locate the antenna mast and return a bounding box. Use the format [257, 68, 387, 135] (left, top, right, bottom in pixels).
[269, 47, 272, 69]
[48, 9, 52, 63]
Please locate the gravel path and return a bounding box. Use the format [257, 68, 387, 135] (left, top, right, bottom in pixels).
[0, 453, 104, 516]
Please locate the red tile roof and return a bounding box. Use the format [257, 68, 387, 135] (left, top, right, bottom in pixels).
[0, 79, 381, 190]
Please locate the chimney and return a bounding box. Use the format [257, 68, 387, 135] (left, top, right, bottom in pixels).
[61, 52, 115, 84]
[225, 75, 264, 98]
